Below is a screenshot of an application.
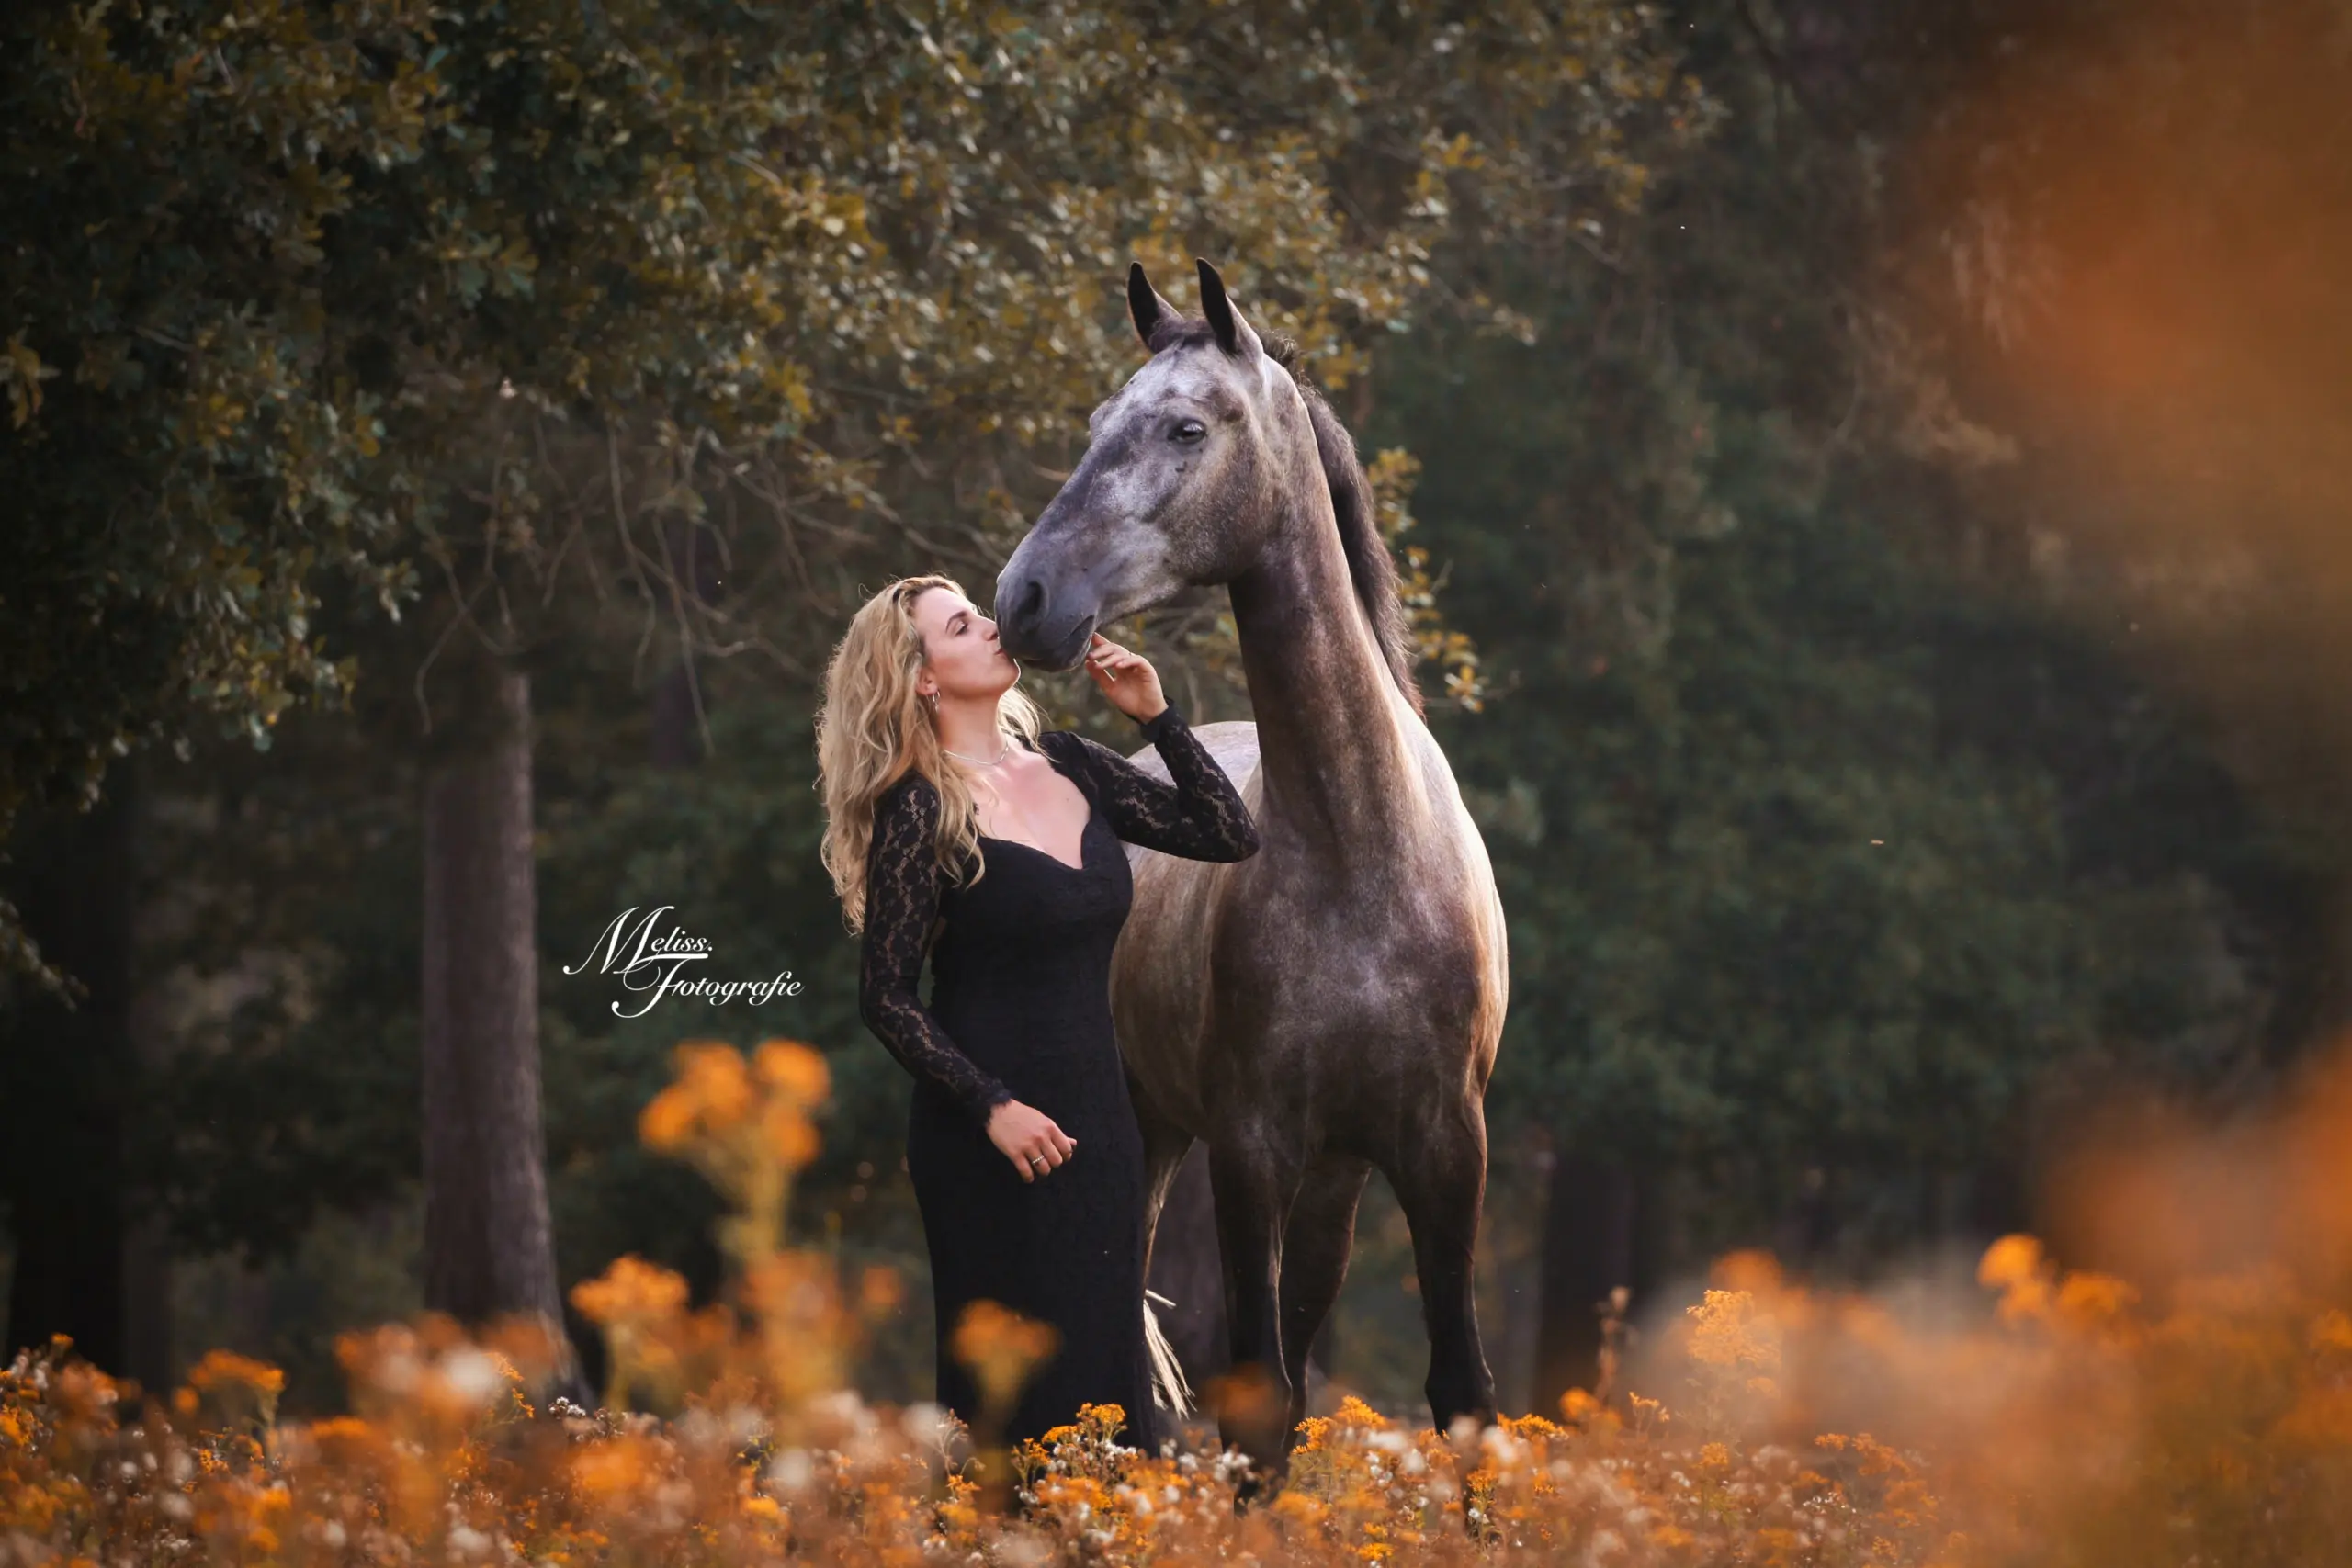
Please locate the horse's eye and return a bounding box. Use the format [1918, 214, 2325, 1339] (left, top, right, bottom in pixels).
[1171, 418, 1206, 445]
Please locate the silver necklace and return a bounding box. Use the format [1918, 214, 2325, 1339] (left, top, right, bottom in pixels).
[942, 736, 1011, 767]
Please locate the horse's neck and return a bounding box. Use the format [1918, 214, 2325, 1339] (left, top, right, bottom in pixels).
[1228, 491, 1426, 860]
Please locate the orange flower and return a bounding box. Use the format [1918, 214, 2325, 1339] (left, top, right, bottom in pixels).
[181, 1349, 285, 1428]
[752, 1039, 831, 1105]
[949, 1300, 1059, 1410]
[570, 1434, 656, 1500]
[1557, 1387, 1603, 1424]
[186, 1350, 287, 1398]
[2055, 1269, 2139, 1323]
[759, 1101, 820, 1170]
[741, 1253, 839, 1332]
[639, 1041, 754, 1150]
[300, 1416, 380, 1461]
[571, 1256, 691, 1326]
[1687, 1289, 1781, 1375]
[1977, 1234, 2054, 1323]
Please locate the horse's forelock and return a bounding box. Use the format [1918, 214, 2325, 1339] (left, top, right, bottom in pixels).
[1135, 317, 1423, 716]
[1145, 315, 1304, 372]
[1143, 314, 1212, 355]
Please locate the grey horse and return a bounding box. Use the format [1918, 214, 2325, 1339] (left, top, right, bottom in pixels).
[994, 260, 1509, 1483]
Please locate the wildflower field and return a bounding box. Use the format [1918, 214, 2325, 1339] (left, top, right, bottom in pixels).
[7, 1040, 2352, 1568]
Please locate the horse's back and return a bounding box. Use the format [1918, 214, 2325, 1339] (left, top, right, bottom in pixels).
[1119, 721, 1261, 873]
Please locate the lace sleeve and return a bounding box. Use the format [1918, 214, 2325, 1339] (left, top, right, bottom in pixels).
[856, 776, 1015, 1129]
[1051, 705, 1262, 862]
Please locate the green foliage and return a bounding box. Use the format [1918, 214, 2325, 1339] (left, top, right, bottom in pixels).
[0, 0, 1708, 992]
[1362, 11, 2300, 1253]
[35, 0, 2329, 1383]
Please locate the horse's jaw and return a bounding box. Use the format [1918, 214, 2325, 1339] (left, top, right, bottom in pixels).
[999, 611, 1096, 672]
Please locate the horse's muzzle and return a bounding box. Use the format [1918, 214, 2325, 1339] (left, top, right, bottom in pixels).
[994, 574, 1097, 671]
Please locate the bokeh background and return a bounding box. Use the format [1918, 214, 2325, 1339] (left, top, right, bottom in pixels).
[5, 0, 2347, 1427]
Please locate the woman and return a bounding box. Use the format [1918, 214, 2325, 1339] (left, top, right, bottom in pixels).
[816, 574, 1260, 1458]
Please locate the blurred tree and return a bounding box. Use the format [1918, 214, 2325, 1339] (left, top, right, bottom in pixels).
[1363, 0, 2313, 1413]
[4, 0, 1709, 1373]
[0, 784, 137, 1374]
[1862, 0, 2352, 1032]
[0, 0, 1707, 985]
[40, 0, 2321, 1427]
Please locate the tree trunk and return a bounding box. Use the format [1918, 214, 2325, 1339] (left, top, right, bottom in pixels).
[1770, 1164, 1838, 1269]
[1531, 1145, 1637, 1417]
[649, 665, 706, 771]
[1, 773, 135, 1370]
[123, 794, 175, 1393]
[420, 651, 566, 1343]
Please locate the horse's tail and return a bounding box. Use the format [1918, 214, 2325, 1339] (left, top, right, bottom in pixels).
[1144, 1290, 1193, 1417]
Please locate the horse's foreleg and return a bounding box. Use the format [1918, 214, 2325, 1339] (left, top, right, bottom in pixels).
[1207, 1134, 1300, 1495]
[1278, 1155, 1371, 1438]
[1390, 1100, 1498, 1437]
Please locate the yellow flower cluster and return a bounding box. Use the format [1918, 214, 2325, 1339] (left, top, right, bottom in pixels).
[9, 1035, 2352, 1568]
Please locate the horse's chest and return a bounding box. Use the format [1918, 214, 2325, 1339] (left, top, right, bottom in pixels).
[1225, 863, 1488, 1018]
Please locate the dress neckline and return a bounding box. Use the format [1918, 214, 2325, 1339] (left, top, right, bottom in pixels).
[973, 735, 1095, 873]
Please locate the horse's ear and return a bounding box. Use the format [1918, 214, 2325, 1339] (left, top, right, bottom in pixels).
[1196, 257, 1262, 359]
[1128, 262, 1179, 351]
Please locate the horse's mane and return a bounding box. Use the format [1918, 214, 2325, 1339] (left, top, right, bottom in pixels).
[1142, 317, 1425, 717]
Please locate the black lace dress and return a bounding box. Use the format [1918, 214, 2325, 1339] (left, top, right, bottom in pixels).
[857, 705, 1260, 1454]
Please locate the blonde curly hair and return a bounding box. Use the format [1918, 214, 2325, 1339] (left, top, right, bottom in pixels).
[816, 574, 1046, 933]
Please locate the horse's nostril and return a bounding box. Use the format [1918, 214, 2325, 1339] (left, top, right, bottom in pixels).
[1011, 577, 1046, 638]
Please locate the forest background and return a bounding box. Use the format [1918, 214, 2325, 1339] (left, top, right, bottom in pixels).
[5, 0, 2348, 1425]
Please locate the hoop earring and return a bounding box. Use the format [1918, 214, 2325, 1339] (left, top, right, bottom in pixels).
[923, 691, 938, 712]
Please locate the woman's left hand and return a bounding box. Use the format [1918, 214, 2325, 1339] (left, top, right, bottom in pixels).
[1083, 633, 1169, 725]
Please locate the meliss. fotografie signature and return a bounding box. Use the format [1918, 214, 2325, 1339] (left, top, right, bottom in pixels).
[562, 906, 805, 1019]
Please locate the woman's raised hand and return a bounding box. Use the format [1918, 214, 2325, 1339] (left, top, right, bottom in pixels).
[985, 1098, 1077, 1182]
[1083, 632, 1169, 725]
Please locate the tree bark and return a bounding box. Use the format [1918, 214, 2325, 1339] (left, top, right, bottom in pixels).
[1, 774, 136, 1370]
[122, 776, 175, 1393]
[648, 666, 706, 771]
[420, 650, 565, 1337]
[1531, 1145, 1637, 1417]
